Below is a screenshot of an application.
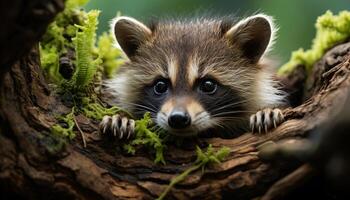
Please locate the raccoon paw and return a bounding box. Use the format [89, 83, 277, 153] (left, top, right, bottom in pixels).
[250, 108, 284, 134]
[99, 114, 135, 140]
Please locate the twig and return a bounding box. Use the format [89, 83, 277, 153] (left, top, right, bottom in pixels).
[73, 115, 87, 148]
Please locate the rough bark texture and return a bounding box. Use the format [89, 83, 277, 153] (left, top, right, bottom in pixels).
[0, 0, 64, 70]
[1, 1, 350, 199]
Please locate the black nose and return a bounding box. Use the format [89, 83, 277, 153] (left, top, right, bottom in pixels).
[168, 111, 191, 129]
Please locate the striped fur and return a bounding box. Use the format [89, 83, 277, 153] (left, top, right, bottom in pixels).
[106, 14, 286, 137]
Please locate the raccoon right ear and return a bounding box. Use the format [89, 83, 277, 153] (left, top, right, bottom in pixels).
[224, 14, 275, 63]
[112, 17, 152, 59]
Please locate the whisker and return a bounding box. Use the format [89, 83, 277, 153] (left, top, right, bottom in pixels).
[213, 117, 244, 120]
[213, 122, 225, 130]
[209, 99, 250, 113]
[192, 112, 209, 123]
[208, 97, 257, 114]
[122, 102, 158, 112]
[133, 109, 155, 116]
[123, 102, 157, 113]
[211, 110, 254, 117]
[215, 121, 235, 133]
[206, 98, 240, 111]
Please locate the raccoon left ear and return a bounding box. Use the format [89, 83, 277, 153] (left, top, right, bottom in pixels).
[112, 16, 152, 59]
[225, 14, 275, 63]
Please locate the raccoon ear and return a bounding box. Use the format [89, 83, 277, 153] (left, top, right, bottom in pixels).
[225, 14, 275, 63]
[112, 16, 152, 58]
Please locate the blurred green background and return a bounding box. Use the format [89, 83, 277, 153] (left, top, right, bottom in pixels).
[85, 0, 350, 63]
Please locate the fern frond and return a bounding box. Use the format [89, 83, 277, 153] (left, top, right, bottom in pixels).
[71, 10, 101, 89]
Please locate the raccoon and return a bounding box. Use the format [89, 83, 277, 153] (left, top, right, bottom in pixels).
[99, 14, 286, 139]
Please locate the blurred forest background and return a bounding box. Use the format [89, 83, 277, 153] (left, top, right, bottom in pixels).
[85, 0, 350, 64]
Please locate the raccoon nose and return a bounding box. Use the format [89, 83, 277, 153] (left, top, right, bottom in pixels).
[168, 111, 191, 129]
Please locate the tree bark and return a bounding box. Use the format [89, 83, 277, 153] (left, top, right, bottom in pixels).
[0, 0, 64, 70]
[1, 1, 350, 199]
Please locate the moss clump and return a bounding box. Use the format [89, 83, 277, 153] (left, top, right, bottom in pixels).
[80, 97, 131, 120]
[40, 0, 124, 98]
[40, 0, 126, 141]
[40, 0, 88, 82]
[82, 102, 121, 120]
[97, 32, 125, 78]
[157, 145, 230, 200]
[123, 112, 167, 164]
[279, 10, 350, 75]
[51, 107, 76, 139]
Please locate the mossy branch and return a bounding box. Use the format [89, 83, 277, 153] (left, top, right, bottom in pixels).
[279, 10, 350, 75]
[157, 145, 230, 200]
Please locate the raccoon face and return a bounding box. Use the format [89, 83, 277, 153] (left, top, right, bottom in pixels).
[109, 14, 279, 137]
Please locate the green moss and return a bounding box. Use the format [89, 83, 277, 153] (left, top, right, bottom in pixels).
[39, 0, 88, 82]
[82, 102, 125, 120]
[40, 21, 66, 82]
[97, 32, 125, 78]
[40, 0, 128, 148]
[65, 0, 89, 9]
[279, 10, 350, 75]
[40, 0, 125, 100]
[40, 45, 60, 81]
[123, 112, 167, 164]
[51, 107, 76, 139]
[40, 0, 229, 171]
[157, 145, 230, 200]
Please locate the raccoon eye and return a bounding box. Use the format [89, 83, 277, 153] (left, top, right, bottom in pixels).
[199, 79, 217, 94]
[153, 80, 168, 95]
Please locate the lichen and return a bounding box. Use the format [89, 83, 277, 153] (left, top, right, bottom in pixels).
[279, 10, 350, 75]
[157, 145, 230, 200]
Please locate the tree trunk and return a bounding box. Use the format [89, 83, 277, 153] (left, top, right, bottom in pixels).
[1, 1, 350, 199]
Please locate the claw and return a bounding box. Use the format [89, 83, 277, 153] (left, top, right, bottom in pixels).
[112, 115, 118, 137]
[119, 130, 124, 139]
[99, 114, 136, 140]
[256, 111, 262, 133]
[250, 108, 284, 134]
[250, 115, 255, 132]
[120, 117, 128, 139]
[127, 119, 135, 139]
[100, 116, 111, 134]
